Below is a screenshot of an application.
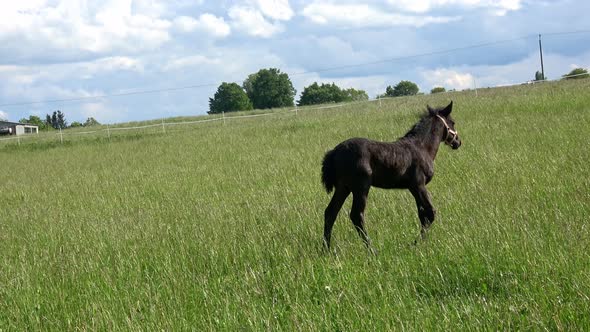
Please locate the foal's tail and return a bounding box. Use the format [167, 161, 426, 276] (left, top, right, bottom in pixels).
[321, 149, 336, 193]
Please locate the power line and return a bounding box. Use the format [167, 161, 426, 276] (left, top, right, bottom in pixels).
[289, 34, 536, 76]
[1, 30, 589, 108]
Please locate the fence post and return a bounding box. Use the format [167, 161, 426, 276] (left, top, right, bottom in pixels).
[161, 118, 166, 134]
[473, 77, 478, 97]
[295, 105, 298, 116]
[222, 111, 226, 125]
[379, 96, 382, 108]
[17, 136, 21, 145]
[107, 124, 111, 141]
[59, 128, 63, 144]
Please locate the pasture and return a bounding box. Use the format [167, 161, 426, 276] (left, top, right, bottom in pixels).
[1, 79, 589, 330]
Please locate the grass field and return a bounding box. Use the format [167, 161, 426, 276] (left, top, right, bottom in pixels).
[1, 79, 590, 330]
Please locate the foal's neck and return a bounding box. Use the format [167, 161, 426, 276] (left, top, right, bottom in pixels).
[412, 119, 444, 161]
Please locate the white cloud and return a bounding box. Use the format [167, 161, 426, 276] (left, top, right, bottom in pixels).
[302, 3, 459, 28]
[164, 55, 222, 71]
[0, 57, 143, 89]
[0, 57, 144, 115]
[421, 68, 475, 90]
[174, 14, 231, 38]
[387, 0, 523, 16]
[174, 16, 199, 31]
[0, 83, 104, 121]
[253, 0, 294, 21]
[0, 110, 8, 121]
[0, 0, 173, 56]
[229, 6, 284, 37]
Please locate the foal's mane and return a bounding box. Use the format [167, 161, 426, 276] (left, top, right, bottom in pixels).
[402, 108, 438, 139]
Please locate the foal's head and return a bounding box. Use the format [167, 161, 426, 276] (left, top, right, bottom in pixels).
[428, 101, 461, 149]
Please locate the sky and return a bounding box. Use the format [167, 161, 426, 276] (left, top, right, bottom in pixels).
[0, 0, 589, 124]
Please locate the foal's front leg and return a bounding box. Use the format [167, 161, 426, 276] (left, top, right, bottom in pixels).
[410, 185, 436, 242]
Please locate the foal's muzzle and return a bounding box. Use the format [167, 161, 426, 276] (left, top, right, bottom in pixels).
[445, 129, 461, 150]
[436, 115, 461, 150]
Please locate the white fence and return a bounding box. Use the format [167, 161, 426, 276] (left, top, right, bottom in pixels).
[0, 110, 299, 146]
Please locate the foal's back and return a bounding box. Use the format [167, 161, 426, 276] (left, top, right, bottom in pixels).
[328, 137, 421, 190]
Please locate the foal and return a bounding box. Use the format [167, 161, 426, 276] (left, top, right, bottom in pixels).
[321, 101, 461, 249]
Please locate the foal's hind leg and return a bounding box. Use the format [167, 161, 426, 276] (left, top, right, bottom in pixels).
[410, 185, 436, 243]
[324, 186, 350, 249]
[350, 186, 376, 253]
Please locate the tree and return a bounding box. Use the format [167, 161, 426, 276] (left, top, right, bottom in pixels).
[19, 115, 47, 130]
[385, 80, 420, 97]
[534, 71, 546, 82]
[56, 111, 67, 129]
[70, 121, 83, 128]
[83, 117, 101, 127]
[297, 82, 345, 106]
[46, 110, 67, 129]
[208, 82, 253, 114]
[51, 112, 58, 129]
[385, 85, 395, 97]
[243, 68, 296, 109]
[343, 88, 369, 101]
[430, 87, 446, 94]
[297, 83, 369, 106]
[563, 67, 589, 79]
[242, 73, 258, 100]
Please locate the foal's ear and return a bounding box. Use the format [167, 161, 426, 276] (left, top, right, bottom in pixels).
[427, 105, 436, 116]
[439, 101, 453, 116]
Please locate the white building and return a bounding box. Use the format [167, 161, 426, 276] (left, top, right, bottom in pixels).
[0, 121, 39, 136]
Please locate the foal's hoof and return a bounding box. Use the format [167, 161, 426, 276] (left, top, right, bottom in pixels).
[413, 231, 428, 246]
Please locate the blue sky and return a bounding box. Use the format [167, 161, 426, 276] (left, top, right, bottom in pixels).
[1, 0, 589, 124]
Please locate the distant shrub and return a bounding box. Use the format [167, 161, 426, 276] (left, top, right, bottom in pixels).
[297, 83, 368, 106]
[384, 81, 420, 97]
[563, 68, 589, 80]
[430, 87, 446, 94]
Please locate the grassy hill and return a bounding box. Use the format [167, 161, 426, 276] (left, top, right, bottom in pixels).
[1, 79, 589, 330]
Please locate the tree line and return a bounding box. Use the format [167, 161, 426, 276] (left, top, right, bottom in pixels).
[208, 68, 372, 114]
[18, 111, 101, 130]
[207, 68, 457, 114]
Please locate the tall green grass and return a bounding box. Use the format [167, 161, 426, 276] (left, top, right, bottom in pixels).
[1, 80, 590, 330]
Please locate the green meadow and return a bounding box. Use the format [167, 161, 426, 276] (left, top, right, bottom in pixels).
[1, 79, 589, 330]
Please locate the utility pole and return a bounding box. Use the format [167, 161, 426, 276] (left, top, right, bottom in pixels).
[539, 34, 545, 80]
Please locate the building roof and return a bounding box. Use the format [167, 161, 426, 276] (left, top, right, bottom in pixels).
[0, 121, 37, 127]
